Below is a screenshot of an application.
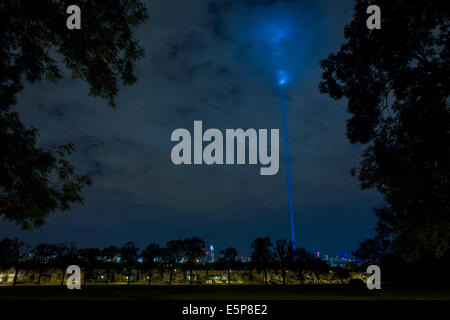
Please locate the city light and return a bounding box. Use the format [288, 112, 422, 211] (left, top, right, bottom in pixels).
[277, 70, 289, 86]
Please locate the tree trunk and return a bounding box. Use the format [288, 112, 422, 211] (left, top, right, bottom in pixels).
[169, 269, 173, 285]
[148, 271, 152, 285]
[282, 268, 286, 285]
[60, 269, 66, 286]
[228, 269, 231, 285]
[37, 270, 42, 286]
[297, 271, 301, 284]
[106, 269, 110, 284]
[264, 269, 267, 285]
[127, 269, 131, 285]
[13, 268, 19, 286]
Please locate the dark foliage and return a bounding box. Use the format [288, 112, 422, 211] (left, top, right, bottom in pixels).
[320, 0, 450, 261]
[353, 237, 392, 265]
[0, 0, 148, 229]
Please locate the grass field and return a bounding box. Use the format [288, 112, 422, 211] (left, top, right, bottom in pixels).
[1, 284, 449, 300]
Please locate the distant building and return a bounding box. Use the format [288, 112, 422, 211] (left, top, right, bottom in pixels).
[210, 244, 215, 263]
[205, 244, 215, 263]
[328, 253, 354, 267]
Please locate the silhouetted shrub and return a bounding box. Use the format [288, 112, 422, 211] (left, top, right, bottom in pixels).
[348, 278, 365, 287]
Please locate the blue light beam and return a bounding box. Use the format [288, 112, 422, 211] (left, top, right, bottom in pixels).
[277, 70, 289, 86]
[278, 78, 296, 250]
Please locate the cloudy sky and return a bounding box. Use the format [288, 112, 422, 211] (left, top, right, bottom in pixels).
[1, 0, 381, 256]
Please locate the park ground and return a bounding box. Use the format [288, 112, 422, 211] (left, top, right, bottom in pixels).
[0, 284, 450, 300]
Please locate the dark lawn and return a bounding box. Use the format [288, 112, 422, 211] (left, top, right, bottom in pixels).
[0, 284, 449, 300]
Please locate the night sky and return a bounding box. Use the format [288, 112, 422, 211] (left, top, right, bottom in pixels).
[0, 0, 381, 256]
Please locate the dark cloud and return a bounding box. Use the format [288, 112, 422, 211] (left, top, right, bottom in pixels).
[0, 0, 379, 256]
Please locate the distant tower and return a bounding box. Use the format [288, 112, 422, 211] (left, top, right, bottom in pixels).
[210, 244, 215, 262]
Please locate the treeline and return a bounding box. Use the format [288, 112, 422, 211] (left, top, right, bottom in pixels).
[0, 237, 335, 286]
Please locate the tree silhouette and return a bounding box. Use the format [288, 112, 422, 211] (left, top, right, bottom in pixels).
[0, 237, 343, 286]
[219, 247, 238, 285]
[54, 243, 78, 286]
[0, 238, 28, 285]
[100, 245, 120, 284]
[273, 240, 294, 285]
[353, 237, 391, 266]
[0, 0, 148, 229]
[119, 242, 139, 285]
[141, 243, 160, 285]
[320, 0, 449, 261]
[309, 255, 330, 284]
[251, 237, 273, 285]
[291, 247, 310, 284]
[183, 237, 205, 285]
[159, 247, 173, 285]
[32, 243, 58, 286]
[163, 240, 184, 284]
[334, 266, 350, 284]
[77, 247, 101, 286]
